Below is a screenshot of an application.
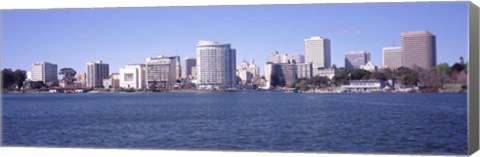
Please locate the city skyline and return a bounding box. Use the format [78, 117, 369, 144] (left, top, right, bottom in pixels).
[1, 2, 469, 75]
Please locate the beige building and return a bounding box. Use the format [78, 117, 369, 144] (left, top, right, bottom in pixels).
[383, 47, 402, 69]
[401, 31, 436, 69]
[146, 56, 177, 89]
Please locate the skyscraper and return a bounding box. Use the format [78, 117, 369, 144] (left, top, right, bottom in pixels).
[304, 36, 331, 68]
[196, 40, 236, 90]
[345, 51, 371, 68]
[182, 57, 197, 79]
[172, 56, 181, 80]
[145, 56, 177, 89]
[86, 60, 109, 88]
[401, 31, 436, 69]
[383, 47, 402, 69]
[31, 61, 58, 84]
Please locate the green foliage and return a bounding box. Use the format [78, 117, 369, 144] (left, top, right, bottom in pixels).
[270, 73, 286, 87]
[290, 76, 330, 91]
[59, 68, 77, 85]
[2, 68, 27, 89]
[395, 67, 419, 86]
[369, 71, 387, 80]
[434, 63, 450, 74]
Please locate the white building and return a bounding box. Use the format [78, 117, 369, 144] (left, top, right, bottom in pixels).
[237, 58, 260, 85]
[304, 36, 331, 69]
[103, 73, 120, 89]
[119, 64, 146, 89]
[31, 61, 58, 84]
[360, 61, 378, 72]
[146, 56, 177, 89]
[267, 51, 283, 63]
[341, 80, 394, 92]
[315, 68, 336, 80]
[197, 40, 236, 90]
[86, 60, 109, 88]
[182, 57, 197, 79]
[383, 47, 402, 69]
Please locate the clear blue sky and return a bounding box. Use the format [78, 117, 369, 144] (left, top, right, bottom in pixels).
[1, 2, 469, 76]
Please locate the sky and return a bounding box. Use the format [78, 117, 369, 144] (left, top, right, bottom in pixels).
[0, 2, 470, 76]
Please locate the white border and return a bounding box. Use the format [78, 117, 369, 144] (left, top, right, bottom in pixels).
[0, 0, 478, 157]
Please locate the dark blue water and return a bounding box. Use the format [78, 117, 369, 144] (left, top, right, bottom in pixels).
[2, 92, 467, 154]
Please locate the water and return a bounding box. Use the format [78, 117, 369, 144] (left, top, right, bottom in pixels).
[2, 92, 468, 154]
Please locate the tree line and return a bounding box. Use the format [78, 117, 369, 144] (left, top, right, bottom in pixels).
[271, 60, 467, 91]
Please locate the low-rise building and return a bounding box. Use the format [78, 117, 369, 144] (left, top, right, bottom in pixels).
[315, 68, 335, 80]
[119, 64, 147, 89]
[341, 79, 394, 92]
[360, 61, 378, 72]
[103, 73, 120, 89]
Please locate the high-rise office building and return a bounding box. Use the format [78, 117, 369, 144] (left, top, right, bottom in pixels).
[31, 61, 58, 84]
[146, 56, 177, 89]
[288, 54, 305, 63]
[267, 51, 283, 63]
[119, 64, 147, 89]
[196, 40, 236, 90]
[401, 31, 436, 69]
[86, 60, 110, 88]
[304, 36, 331, 68]
[383, 47, 402, 69]
[182, 57, 197, 79]
[345, 51, 371, 68]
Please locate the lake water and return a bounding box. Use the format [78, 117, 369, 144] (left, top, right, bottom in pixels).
[1, 92, 468, 155]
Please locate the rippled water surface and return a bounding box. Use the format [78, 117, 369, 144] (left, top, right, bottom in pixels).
[2, 92, 467, 154]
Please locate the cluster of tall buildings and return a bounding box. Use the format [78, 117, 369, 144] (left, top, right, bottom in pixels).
[26, 30, 436, 90]
[264, 31, 437, 87]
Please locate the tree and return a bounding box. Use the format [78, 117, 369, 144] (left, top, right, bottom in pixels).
[13, 69, 27, 89]
[395, 67, 419, 86]
[2, 69, 15, 89]
[59, 68, 77, 85]
[293, 78, 309, 91]
[369, 71, 387, 81]
[270, 73, 285, 88]
[332, 68, 351, 86]
[379, 68, 396, 80]
[309, 76, 330, 88]
[434, 63, 450, 74]
[350, 69, 371, 80]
